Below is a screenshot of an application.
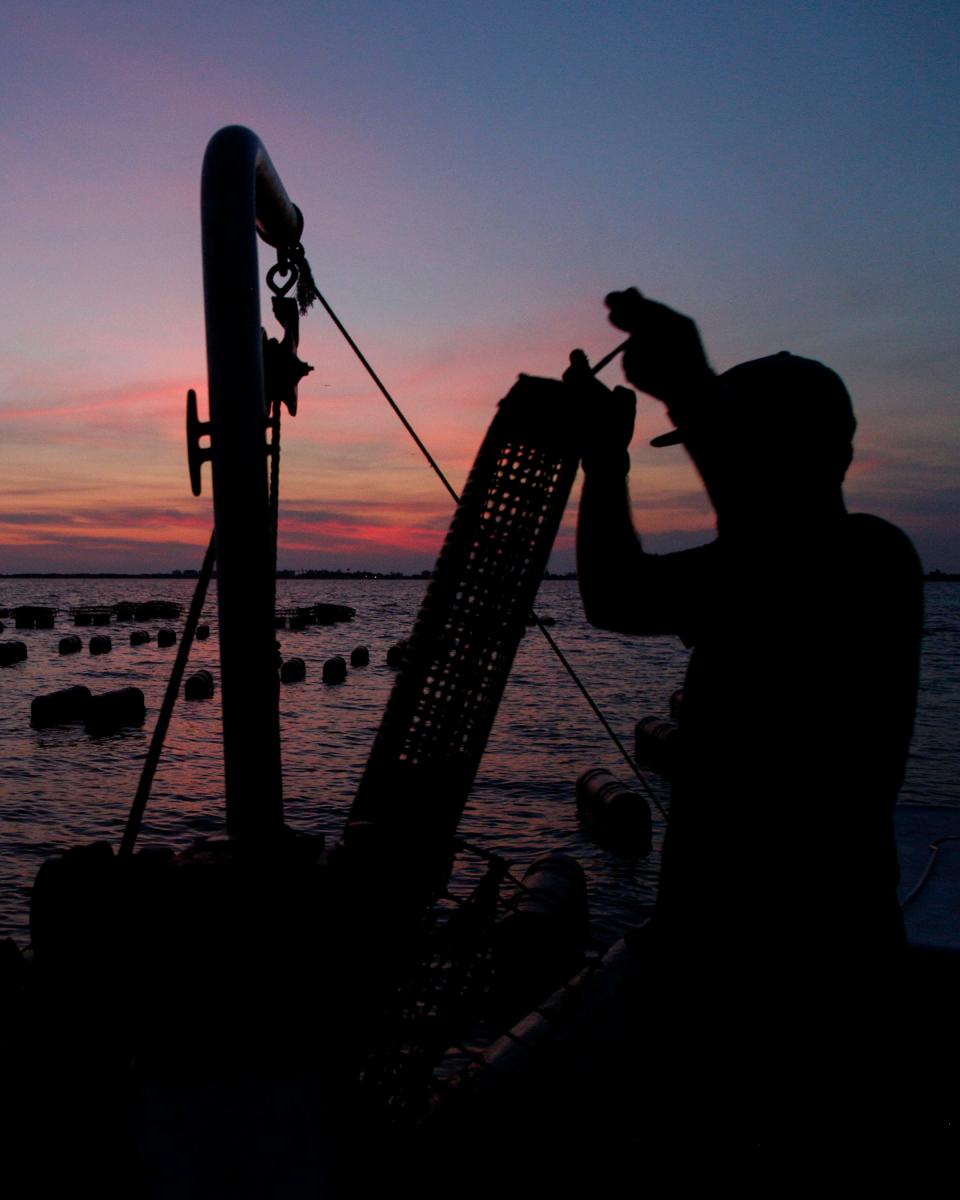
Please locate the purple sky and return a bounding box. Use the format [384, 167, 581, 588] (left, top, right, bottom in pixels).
[1, 1, 957, 573]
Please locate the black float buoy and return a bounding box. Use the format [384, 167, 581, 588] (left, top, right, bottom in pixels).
[31, 686, 92, 728]
[85, 687, 146, 734]
[349, 645, 369, 667]
[184, 669, 215, 700]
[195, 623, 210, 640]
[634, 715, 679, 778]
[386, 639, 409, 669]
[157, 627, 177, 647]
[322, 655, 347, 685]
[576, 768, 653, 856]
[280, 657, 306, 684]
[58, 635, 82, 655]
[521, 852, 586, 914]
[129, 629, 151, 646]
[0, 641, 28, 666]
[493, 852, 588, 1014]
[89, 635, 112, 656]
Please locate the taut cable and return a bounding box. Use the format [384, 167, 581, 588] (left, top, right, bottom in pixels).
[119, 532, 216, 857]
[311, 288, 460, 505]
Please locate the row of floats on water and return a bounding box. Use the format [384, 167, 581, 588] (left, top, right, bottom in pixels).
[8, 591, 676, 853]
[278, 643, 377, 685]
[18, 628, 413, 735]
[23, 646, 391, 735]
[21, 616, 192, 732]
[574, 689, 683, 855]
[0, 598, 359, 665]
[0, 601, 188, 660]
[0, 626, 203, 665]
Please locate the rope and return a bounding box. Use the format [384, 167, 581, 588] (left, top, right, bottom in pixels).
[119, 532, 216, 857]
[530, 617, 667, 819]
[899, 835, 960, 909]
[311, 287, 460, 504]
[312, 293, 665, 817]
[453, 839, 536, 900]
[269, 401, 281, 575]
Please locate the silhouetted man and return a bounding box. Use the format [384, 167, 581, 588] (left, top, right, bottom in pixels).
[571, 289, 923, 1169]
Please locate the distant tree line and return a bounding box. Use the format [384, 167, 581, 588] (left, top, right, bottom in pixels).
[1, 568, 951, 581]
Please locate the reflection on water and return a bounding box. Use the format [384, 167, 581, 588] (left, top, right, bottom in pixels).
[0, 579, 956, 943]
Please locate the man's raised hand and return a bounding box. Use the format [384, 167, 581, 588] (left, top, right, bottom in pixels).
[605, 288, 714, 407]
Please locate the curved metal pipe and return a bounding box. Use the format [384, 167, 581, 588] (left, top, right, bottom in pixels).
[200, 126, 301, 841]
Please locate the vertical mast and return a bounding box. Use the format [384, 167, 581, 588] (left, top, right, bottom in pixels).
[200, 126, 302, 840]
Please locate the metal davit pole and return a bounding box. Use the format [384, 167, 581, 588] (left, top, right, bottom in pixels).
[200, 126, 301, 841]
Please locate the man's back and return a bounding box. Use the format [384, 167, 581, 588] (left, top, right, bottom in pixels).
[658, 511, 922, 961]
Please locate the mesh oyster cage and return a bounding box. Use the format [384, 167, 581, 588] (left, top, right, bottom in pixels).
[348, 381, 580, 856]
[344, 382, 580, 1116]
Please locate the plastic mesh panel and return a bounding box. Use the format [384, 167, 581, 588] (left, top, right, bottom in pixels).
[349, 383, 579, 848]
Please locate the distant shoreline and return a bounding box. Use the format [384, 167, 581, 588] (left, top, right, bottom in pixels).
[0, 570, 953, 582]
[0, 570, 581, 581]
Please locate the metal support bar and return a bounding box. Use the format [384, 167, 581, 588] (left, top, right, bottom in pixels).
[200, 126, 301, 841]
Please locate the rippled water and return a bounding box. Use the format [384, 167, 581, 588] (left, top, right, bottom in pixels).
[0, 578, 957, 945]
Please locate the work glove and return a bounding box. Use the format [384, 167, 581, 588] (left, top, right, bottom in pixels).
[562, 349, 636, 475]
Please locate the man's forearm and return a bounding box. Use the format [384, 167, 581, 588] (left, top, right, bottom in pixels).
[576, 454, 645, 632]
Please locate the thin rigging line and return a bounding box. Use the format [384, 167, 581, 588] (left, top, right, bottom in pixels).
[311, 289, 460, 505]
[531, 615, 667, 819]
[120, 531, 216, 857]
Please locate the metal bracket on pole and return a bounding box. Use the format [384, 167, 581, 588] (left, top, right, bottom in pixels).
[186, 389, 213, 497]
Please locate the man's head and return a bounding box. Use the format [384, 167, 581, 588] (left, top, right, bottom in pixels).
[656, 352, 855, 480]
[722, 352, 856, 484]
[655, 351, 857, 528]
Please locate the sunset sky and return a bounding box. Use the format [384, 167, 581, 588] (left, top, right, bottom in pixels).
[1, 2, 957, 574]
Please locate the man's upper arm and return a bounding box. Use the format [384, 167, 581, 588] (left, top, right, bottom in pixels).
[585, 540, 717, 639]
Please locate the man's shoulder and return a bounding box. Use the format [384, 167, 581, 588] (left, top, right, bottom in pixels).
[843, 513, 922, 576]
[647, 539, 721, 567]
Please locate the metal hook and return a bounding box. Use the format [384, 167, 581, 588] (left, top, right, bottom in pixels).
[267, 262, 298, 297]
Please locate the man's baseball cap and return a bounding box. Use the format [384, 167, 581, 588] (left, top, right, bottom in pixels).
[650, 351, 856, 450]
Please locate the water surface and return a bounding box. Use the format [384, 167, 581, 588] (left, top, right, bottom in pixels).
[1, 578, 956, 945]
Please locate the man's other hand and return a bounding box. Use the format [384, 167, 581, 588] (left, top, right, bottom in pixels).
[563, 348, 636, 472]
